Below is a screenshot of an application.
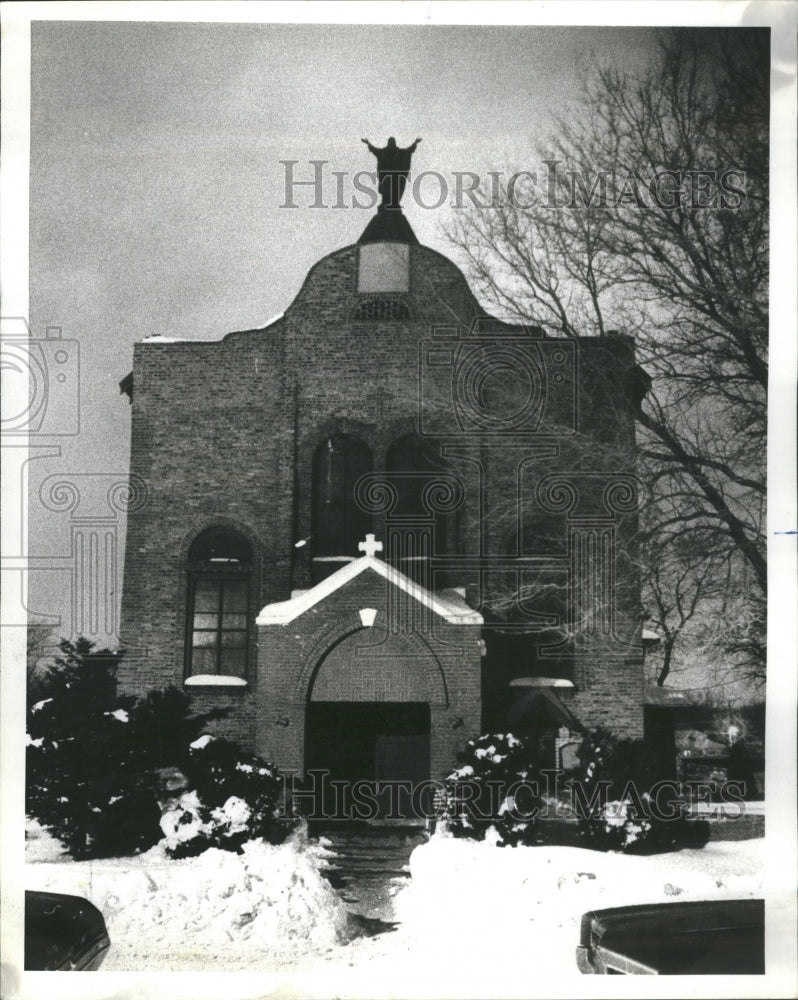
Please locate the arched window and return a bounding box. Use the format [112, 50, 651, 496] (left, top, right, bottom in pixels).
[185, 528, 252, 680]
[312, 435, 373, 578]
[386, 434, 447, 519]
[386, 435, 453, 579]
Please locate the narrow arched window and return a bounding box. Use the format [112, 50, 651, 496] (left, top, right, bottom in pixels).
[386, 435, 453, 581]
[386, 435, 446, 518]
[312, 435, 372, 579]
[185, 528, 252, 680]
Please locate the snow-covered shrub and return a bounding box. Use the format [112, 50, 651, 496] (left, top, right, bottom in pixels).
[26, 638, 227, 859]
[572, 728, 709, 854]
[162, 735, 294, 858]
[578, 793, 710, 855]
[439, 732, 542, 846]
[587, 798, 652, 851]
[26, 639, 143, 857]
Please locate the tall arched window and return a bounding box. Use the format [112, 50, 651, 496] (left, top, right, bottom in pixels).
[312, 435, 372, 578]
[386, 435, 446, 518]
[185, 528, 252, 680]
[386, 435, 453, 581]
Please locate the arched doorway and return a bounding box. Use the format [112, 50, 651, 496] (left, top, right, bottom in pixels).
[304, 628, 441, 821]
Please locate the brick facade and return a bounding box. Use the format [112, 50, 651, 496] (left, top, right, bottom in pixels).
[118, 209, 646, 781]
[254, 560, 482, 780]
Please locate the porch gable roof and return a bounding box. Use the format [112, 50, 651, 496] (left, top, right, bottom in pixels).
[256, 555, 483, 626]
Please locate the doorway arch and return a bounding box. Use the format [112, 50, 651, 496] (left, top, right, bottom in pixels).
[304, 627, 440, 818]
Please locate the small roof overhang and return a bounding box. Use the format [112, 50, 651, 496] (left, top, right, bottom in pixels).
[256, 555, 483, 626]
[507, 685, 584, 733]
[643, 684, 705, 707]
[509, 677, 575, 689]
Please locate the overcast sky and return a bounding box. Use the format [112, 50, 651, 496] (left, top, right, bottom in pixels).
[26, 20, 664, 636]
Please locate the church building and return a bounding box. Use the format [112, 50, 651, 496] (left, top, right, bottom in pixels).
[117, 200, 646, 798]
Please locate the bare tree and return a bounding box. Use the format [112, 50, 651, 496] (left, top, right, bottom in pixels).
[445, 28, 768, 684]
[27, 622, 55, 696]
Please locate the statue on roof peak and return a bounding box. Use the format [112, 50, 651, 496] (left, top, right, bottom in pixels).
[361, 136, 422, 211]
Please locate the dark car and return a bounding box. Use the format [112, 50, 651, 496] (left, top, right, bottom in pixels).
[576, 898, 764, 975]
[25, 891, 110, 971]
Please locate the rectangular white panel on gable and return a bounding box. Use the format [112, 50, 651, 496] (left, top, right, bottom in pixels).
[358, 242, 409, 293]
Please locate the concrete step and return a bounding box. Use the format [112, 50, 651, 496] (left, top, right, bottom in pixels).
[327, 871, 410, 890]
[327, 862, 410, 874]
[311, 823, 426, 920]
[324, 843, 416, 857]
[326, 856, 411, 871]
[323, 848, 415, 875]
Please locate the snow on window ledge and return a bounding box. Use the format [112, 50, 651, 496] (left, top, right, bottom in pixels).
[185, 675, 248, 687]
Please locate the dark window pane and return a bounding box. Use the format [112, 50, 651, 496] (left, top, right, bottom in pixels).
[189, 529, 252, 564]
[386, 435, 451, 560]
[191, 647, 217, 674]
[520, 513, 567, 556]
[186, 552, 252, 678]
[312, 434, 373, 559]
[387, 435, 446, 516]
[221, 630, 247, 648]
[221, 649, 246, 677]
[194, 581, 221, 612]
[223, 581, 248, 611]
[220, 613, 248, 629]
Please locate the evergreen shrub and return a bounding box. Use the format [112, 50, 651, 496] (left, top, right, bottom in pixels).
[26, 639, 225, 858]
[159, 735, 294, 858]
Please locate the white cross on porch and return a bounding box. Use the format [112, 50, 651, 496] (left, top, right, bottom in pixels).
[358, 533, 383, 558]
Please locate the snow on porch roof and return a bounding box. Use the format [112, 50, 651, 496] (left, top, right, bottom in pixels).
[256, 555, 483, 626]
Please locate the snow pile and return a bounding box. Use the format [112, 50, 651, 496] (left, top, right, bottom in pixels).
[24, 816, 67, 863]
[394, 831, 764, 974]
[26, 832, 349, 971]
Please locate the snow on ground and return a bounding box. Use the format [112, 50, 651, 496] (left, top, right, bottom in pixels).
[25, 820, 349, 971]
[274, 831, 765, 998]
[395, 830, 764, 970]
[24, 817, 68, 864]
[25, 819, 764, 993]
